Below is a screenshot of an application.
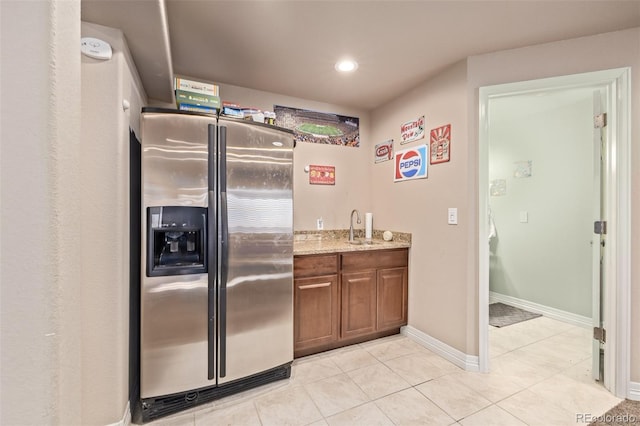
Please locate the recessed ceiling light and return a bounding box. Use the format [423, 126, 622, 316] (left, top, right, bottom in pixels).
[335, 59, 358, 73]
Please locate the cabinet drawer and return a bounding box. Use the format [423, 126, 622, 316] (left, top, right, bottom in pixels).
[294, 254, 338, 278]
[341, 249, 408, 272]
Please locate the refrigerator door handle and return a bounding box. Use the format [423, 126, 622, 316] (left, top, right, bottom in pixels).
[208, 124, 216, 192]
[219, 126, 227, 193]
[207, 124, 217, 381]
[219, 125, 228, 378]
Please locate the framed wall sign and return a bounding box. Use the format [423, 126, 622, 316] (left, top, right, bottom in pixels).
[394, 145, 428, 182]
[430, 124, 451, 164]
[274, 105, 359, 147]
[309, 165, 335, 185]
[400, 116, 425, 144]
[375, 139, 394, 163]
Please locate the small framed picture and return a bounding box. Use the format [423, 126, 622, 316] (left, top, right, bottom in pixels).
[430, 124, 451, 164]
[309, 165, 335, 185]
[375, 139, 394, 163]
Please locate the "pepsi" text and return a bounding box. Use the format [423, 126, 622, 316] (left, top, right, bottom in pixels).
[400, 158, 421, 169]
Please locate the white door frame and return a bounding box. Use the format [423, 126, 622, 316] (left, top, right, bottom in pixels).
[478, 68, 631, 398]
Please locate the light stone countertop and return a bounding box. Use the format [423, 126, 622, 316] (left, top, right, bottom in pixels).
[293, 229, 411, 256]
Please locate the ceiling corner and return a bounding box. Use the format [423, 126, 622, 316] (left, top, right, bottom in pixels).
[82, 0, 175, 104]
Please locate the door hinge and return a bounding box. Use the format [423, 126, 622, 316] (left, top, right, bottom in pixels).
[594, 221, 607, 235]
[593, 326, 606, 343]
[594, 113, 607, 128]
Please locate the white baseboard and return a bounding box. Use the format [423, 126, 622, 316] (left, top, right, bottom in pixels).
[107, 401, 131, 426]
[629, 381, 640, 401]
[489, 292, 592, 328]
[401, 326, 479, 372]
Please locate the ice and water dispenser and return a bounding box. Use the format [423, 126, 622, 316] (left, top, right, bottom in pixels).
[147, 206, 207, 277]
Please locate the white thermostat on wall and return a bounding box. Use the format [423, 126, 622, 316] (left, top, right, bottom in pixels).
[81, 37, 112, 60]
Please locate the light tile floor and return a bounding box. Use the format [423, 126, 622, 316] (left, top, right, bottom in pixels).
[146, 316, 621, 425]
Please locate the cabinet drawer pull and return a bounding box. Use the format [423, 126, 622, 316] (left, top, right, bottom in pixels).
[299, 282, 331, 290]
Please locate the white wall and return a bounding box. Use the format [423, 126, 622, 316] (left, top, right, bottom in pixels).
[1, 0, 83, 423]
[370, 61, 473, 354]
[468, 27, 640, 380]
[153, 81, 373, 232]
[488, 91, 594, 318]
[81, 21, 146, 424]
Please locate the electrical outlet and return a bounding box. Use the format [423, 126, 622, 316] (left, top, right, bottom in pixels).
[316, 218, 324, 230]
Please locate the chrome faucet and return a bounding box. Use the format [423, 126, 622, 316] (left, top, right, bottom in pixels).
[349, 209, 362, 242]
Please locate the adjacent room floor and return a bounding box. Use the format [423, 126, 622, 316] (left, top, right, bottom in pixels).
[146, 316, 621, 425]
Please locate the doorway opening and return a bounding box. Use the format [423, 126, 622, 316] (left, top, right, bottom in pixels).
[478, 68, 631, 399]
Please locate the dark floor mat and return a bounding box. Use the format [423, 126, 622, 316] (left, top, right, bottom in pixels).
[589, 399, 640, 425]
[489, 302, 541, 327]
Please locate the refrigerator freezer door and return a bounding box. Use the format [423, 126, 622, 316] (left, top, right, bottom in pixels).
[140, 112, 216, 398]
[218, 119, 294, 384]
[141, 112, 212, 207]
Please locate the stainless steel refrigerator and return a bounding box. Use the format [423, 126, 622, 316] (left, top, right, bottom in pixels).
[139, 108, 294, 422]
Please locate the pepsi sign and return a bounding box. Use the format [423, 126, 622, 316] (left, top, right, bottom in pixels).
[394, 145, 428, 182]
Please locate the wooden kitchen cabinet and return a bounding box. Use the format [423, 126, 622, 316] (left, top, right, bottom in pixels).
[376, 267, 408, 330]
[293, 254, 339, 355]
[341, 249, 408, 336]
[294, 248, 408, 358]
[341, 270, 377, 339]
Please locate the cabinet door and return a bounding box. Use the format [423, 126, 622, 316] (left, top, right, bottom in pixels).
[341, 270, 377, 339]
[294, 274, 339, 351]
[377, 267, 408, 330]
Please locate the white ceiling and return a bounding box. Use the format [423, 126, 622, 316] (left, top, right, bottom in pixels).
[82, 0, 640, 111]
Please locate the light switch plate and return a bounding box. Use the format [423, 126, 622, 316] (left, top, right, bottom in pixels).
[519, 211, 528, 223]
[448, 208, 458, 225]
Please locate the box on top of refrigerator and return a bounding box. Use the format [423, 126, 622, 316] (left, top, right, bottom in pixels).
[175, 77, 219, 97]
[175, 77, 221, 112]
[178, 103, 217, 114]
[176, 89, 221, 109]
